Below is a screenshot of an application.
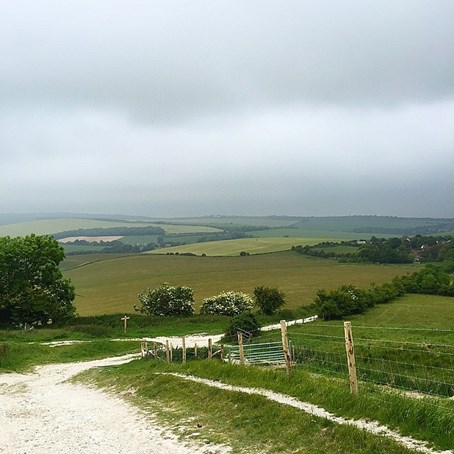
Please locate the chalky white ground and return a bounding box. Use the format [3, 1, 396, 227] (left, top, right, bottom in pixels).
[0, 354, 229, 454]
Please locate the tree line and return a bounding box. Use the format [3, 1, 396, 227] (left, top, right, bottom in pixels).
[315, 261, 454, 320]
[293, 235, 454, 264]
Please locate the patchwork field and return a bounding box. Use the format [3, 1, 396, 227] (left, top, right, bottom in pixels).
[64, 251, 418, 316]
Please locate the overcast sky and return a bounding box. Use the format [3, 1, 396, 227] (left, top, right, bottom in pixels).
[1, 1, 453, 218]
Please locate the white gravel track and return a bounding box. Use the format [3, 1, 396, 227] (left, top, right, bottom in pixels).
[0, 355, 228, 454]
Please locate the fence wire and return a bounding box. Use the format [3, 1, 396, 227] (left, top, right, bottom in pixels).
[290, 326, 454, 398]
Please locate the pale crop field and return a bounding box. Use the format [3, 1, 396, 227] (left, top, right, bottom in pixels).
[146, 237, 346, 256]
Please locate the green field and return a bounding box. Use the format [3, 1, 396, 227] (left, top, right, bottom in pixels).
[64, 252, 418, 316]
[161, 215, 299, 228]
[348, 293, 454, 328]
[248, 228, 371, 239]
[147, 237, 347, 256]
[0, 218, 222, 237]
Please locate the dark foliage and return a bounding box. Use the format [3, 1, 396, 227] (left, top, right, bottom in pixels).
[223, 312, 261, 342]
[253, 286, 286, 315]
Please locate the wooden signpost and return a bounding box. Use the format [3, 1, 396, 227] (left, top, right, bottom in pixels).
[121, 315, 130, 333]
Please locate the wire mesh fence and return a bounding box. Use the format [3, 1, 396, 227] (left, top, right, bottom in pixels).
[290, 324, 454, 398]
[140, 321, 454, 398]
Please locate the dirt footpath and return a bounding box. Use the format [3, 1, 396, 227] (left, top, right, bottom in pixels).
[0, 355, 229, 454]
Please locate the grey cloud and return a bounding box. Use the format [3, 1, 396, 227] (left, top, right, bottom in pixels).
[1, 1, 454, 124]
[1, 1, 453, 217]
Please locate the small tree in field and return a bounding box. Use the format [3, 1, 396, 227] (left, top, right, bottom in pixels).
[253, 286, 286, 315]
[200, 291, 254, 316]
[137, 282, 194, 317]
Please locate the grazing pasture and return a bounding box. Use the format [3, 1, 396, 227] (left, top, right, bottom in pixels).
[64, 252, 418, 316]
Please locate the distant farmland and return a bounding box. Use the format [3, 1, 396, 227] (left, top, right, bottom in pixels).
[146, 237, 346, 256]
[64, 252, 418, 316]
[0, 218, 221, 237]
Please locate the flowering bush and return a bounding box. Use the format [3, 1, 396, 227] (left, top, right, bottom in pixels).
[137, 282, 194, 317]
[200, 291, 254, 316]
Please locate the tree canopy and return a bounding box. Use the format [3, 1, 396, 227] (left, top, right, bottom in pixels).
[0, 235, 76, 327]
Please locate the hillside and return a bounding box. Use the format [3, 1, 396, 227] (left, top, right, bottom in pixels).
[64, 252, 418, 315]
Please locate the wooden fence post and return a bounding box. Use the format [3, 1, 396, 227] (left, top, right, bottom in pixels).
[238, 332, 245, 365]
[170, 342, 173, 362]
[182, 336, 186, 364]
[344, 321, 359, 395]
[165, 340, 170, 363]
[220, 344, 224, 361]
[153, 342, 157, 359]
[280, 320, 292, 374]
[140, 340, 148, 358]
[208, 338, 213, 360]
[194, 343, 198, 359]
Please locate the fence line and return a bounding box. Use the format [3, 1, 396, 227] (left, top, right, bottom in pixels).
[140, 320, 454, 399]
[290, 323, 454, 398]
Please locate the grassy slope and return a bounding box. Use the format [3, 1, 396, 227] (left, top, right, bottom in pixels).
[348, 293, 454, 328]
[2, 293, 453, 452]
[64, 252, 417, 316]
[75, 295, 453, 453]
[79, 361, 420, 454]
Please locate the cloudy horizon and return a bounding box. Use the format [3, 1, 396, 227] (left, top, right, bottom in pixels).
[1, 1, 453, 218]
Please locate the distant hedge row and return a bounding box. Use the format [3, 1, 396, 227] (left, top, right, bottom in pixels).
[316, 263, 454, 320]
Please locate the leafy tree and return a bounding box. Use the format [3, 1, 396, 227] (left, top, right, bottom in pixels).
[200, 291, 254, 316]
[0, 235, 76, 328]
[136, 282, 194, 317]
[253, 286, 286, 315]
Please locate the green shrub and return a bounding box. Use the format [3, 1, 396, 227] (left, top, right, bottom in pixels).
[137, 282, 195, 317]
[200, 291, 254, 316]
[253, 286, 286, 315]
[224, 312, 261, 341]
[275, 309, 295, 321]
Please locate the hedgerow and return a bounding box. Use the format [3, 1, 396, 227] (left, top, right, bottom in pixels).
[315, 263, 454, 320]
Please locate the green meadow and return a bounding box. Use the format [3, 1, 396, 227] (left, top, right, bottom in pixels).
[64, 251, 418, 316]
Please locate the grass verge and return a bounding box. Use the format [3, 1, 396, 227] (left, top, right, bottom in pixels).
[0, 340, 138, 373]
[76, 359, 454, 453]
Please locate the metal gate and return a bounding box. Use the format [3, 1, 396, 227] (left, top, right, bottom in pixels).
[227, 341, 291, 365]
